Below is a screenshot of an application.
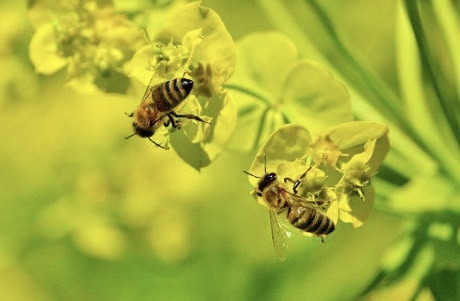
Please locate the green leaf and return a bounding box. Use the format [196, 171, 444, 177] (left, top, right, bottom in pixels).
[231, 31, 298, 99]
[129, 45, 158, 86]
[277, 159, 309, 182]
[248, 124, 312, 186]
[181, 28, 204, 53]
[227, 31, 351, 152]
[29, 23, 67, 74]
[363, 241, 435, 299]
[281, 59, 352, 133]
[225, 90, 270, 152]
[396, 2, 460, 184]
[320, 121, 390, 174]
[169, 132, 211, 171]
[170, 92, 236, 171]
[325, 191, 339, 224]
[381, 233, 416, 274]
[155, 1, 236, 85]
[403, 0, 460, 144]
[432, 0, 460, 103]
[178, 95, 212, 143]
[389, 173, 460, 214]
[430, 225, 460, 270]
[93, 70, 131, 94]
[201, 92, 237, 160]
[428, 269, 460, 301]
[338, 184, 375, 228]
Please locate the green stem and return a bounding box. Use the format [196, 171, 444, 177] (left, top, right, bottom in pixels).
[306, 0, 411, 132]
[404, 0, 460, 144]
[253, 107, 271, 150]
[224, 83, 295, 128]
[255, 0, 325, 62]
[256, 0, 432, 165]
[223, 83, 272, 106]
[281, 111, 292, 124]
[432, 0, 460, 102]
[224, 84, 297, 151]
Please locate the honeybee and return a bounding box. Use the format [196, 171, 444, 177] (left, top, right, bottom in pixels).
[125, 77, 210, 148]
[245, 160, 335, 261]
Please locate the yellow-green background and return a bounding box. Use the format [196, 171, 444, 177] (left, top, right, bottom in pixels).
[0, 0, 455, 300]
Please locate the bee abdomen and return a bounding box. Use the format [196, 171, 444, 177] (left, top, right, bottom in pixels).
[288, 205, 335, 236]
[154, 78, 194, 112]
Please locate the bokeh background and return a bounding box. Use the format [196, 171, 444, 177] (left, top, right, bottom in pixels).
[0, 0, 458, 300]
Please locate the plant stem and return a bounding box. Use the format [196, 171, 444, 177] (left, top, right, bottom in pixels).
[223, 83, 272, 106]
[306, 0, 409, 130]
[253, 107, 271, 150]
[432, 0, 460, 102]
[256, 0, 429, 157]
[404, 0, 460, 144]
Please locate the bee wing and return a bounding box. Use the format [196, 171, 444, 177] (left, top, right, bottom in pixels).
[140, 73, 163, 103]
[269, 209, 291, 261]
[292, 194, 330, 211]
[283, 189, 328, 210]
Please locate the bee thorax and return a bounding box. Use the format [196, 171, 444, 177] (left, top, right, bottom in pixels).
[263, 187, 287, 209]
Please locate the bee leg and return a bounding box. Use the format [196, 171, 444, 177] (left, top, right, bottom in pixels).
[125, 112, 134, 117]
[321, 236, 325, 243]
[283, 167, 312, 194]
[170, 112, 211, 124]
[283, 177, 298, 194]
[148, 137, 166, 149]
[165, 114, 182, 129]
[313, 199, 330, 210]
[284, 176, 303, 194]
[164, 114, 174, 127]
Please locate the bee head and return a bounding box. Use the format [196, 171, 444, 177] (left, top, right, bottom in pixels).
[132, 122, 154, 138]
[258, 172, 277, 192]
[180, 78, 194, 96]
[244, 154, 276, 195]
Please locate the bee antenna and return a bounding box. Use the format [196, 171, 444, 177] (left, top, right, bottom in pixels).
[148, 137, 166, 149]
[243, 170, 261, 179]
[264, 154, 267, 174]
[125, 133, 136, 140]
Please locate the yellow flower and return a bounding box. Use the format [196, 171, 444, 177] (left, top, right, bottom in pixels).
[308, 135, 344, 167]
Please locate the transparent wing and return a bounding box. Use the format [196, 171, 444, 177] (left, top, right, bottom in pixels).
[140, 73, 163, 103]
[269, 209, 291, 261]
[140, 74, 155, 103]
[282, 188, 330, 211]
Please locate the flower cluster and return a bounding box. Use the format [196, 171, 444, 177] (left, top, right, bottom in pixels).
[28, 0, 144, 92]
[247, 122, 389, 230]
[129, 2, 237, 170]
[28, 0, 237, 170]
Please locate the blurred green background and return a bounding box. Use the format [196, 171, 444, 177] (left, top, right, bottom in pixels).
[0, 0, 458, 300]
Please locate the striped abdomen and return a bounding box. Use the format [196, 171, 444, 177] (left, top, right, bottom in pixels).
[152, 78, 194, 112]
[287, 204, 335, 236]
